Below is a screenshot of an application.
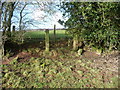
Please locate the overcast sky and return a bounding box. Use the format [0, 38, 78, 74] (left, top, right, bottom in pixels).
[31, 9, 65, 29]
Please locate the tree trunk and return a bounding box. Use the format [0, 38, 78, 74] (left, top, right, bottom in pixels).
[0, 1, 4, 57]
[2, 2, 15, 55]
[2, 4, 7, 35]
[45, 29, 49, 53]
[19, 8, 23, 31]
[73, 34, 78, 51]
[0, 32, 3, 59]
[0, 1, 2, 85]
[7, 2, 15, 37]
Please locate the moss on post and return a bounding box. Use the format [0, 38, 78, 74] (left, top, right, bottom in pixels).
[45, 29, 49, 53]
[73, 34, 78, 51]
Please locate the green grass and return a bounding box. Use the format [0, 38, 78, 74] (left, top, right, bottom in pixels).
[24, 30, 71, 39]
[10, 30, 72, 44]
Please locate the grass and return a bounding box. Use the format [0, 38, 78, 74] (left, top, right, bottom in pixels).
[24, 30, 71, 40]
[10, 30, 71, 44]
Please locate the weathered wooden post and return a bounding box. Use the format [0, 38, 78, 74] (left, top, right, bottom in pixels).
[53, 24, 56, 42]
[73, 34, 78, 51]
[45, 29, 49, 53]
[12, 25, 15, 32]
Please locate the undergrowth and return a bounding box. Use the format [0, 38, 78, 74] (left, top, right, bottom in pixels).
[2, 48, 118, 88]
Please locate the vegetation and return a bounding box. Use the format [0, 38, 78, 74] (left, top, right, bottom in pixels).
[2, 47, 119, 88]
[59, 2, 120, 52]
[1, 1, 119, 89]
[24, 30, 69, 40]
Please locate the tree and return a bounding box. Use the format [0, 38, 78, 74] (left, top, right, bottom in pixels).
[1, 1, 19, 56]
[1, 1, 59, 55]
[18, 2, 28, 31]
[0, 0, 2, 58]
[1, 2, 18, 35]
[59, 2, 120, 52]
[13, 2, 37, 30]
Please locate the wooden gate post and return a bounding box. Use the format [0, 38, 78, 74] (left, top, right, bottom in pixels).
[12, 25, 15, 32]
[53, 24, 56, 42]
[73, 34, 78, 51]
[45, 29, 49, 53]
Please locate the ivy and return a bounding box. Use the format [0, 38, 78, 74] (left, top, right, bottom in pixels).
[59, 2, 120, 51]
